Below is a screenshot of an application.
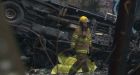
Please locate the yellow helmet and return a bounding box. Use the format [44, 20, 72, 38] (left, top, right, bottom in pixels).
[79, 16, 89, 23]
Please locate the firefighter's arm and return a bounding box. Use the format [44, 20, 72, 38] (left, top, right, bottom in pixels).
[88, 30, 92, 47]
[71, 29, 78, 48]
[88, 31, 94, 53]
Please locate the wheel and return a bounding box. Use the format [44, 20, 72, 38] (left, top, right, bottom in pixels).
[2, 1, 24, 24]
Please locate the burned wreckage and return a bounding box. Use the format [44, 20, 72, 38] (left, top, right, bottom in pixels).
[1, 0, 140, 74]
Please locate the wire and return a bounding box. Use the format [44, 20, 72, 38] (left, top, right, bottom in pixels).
[39, 36, 55, 67]
[12, 24, 57, 72]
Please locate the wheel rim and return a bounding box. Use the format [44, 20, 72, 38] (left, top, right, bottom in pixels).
[5, 8, 17, 20]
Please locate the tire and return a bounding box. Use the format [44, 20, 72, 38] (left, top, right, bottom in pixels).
[2, 1, 24, 24]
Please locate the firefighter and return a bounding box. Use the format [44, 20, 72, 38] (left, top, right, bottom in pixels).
[68, 16, 92, 75]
